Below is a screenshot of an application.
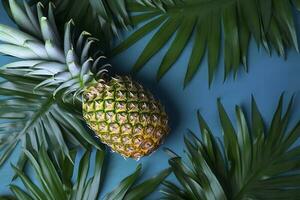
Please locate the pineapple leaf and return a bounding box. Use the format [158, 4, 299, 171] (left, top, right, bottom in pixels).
[0, 0, 111, 101]
[163, 96, 300, 199]
[113, 0, 300, 86]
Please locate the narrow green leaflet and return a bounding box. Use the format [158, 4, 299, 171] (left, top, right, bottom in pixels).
[184, 20, 207, 87]
[157, 17, 195, 81]
[10, 147, 104, 200]
[132, 17, 180, 73]
[8, 147, 170, 200]
[104, 164, 142, 200]
[8, 186, 32, 200]
[163, 96, 300, 199]
[113, 0, 299, 86]
[105, 164, 171, 200]
[123, 168, 171, 200]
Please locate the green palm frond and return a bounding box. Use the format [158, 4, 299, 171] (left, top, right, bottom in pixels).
[162, 95, 300, 199]
[104, 164, 171, 200]
[113, 0, 300, 86]
[10, 147, 105, 200]
[10, 146, 171, 200]
[2, 0, 129, 44]
[0, 76, 102, 172]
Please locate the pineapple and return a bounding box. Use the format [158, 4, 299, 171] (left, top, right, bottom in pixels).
[83, 76, 168, 159]
[0, 0, 169, 159]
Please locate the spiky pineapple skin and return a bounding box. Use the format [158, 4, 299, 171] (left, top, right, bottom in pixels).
[82, 76, 169, 159]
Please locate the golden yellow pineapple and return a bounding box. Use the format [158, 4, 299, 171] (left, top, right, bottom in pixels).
[82, 76, 169, 159]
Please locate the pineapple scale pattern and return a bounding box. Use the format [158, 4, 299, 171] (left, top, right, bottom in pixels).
[82, 76, 169, 159]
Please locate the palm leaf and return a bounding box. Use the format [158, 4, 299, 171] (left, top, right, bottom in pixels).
[162, 95, 300, 199]
[10, 147, 170, 200]
[10, 147, 104, 200]
[0, 76, 103, 172]
[113, 0, 300, 86]
[104, 165, 171, 200]
[123, 167, 172, 200]
[2, 0, 129, 46]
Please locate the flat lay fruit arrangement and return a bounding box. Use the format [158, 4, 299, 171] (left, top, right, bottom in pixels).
[0, 0, 300, 199]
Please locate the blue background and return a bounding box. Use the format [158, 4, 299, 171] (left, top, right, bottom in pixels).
[1, 4, 300, 200]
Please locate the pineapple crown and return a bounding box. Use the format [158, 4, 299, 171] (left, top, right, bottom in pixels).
[0, 0, 111, 100]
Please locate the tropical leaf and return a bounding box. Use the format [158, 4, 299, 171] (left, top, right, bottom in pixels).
[2, 0, 129, 46]
[162, 95, 300, 199]
[9, 146, 170, 200]
[0, 76, 103, 172]
[123, 167, 172, 200]
[10, 147, 105, 200]
[105, 165, 171, 200]
[113, 0, 300, 86]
